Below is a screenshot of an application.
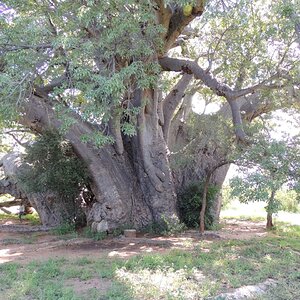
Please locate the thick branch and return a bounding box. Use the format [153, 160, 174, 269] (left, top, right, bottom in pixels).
[228, 99, 247, 142]
[0, 207, 12, 214]
[159, 57, 290, 142]
[159, 57, 235, 97]
[162, 74, 193, 142]
[159, 57, 285, 99]
[154, 0, 172, 31]
[0, 179, 24, 199]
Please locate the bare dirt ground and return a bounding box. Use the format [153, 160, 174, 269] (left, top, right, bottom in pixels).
[0, 218, 269, 264]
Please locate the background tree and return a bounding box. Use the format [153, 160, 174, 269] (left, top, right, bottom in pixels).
[230, 137, 300, 229]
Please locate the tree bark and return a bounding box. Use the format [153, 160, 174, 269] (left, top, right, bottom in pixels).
[20, 93, 177, 231]
[266, 190, 276, 229]
[266, 212, 273, 229]
[199, 173, 211, 233]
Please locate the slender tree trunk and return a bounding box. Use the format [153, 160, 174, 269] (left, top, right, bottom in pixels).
[199, 173, 211, 234]
[199, 160, 231, 233]
[266, 190, 276, 229]
[266, 212, 273, 229]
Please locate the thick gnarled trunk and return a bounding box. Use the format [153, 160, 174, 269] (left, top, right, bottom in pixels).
[21, 94, 177, 231]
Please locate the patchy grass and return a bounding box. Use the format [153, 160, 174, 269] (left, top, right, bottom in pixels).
[264, 223, 300, 252]
[1, 235, 37, 245]
[0, 257, 129, 300]
[81, 226, 107, 241]
[0, 213, 19, 221]
[51, 222, 77, 235]
[24, 213, 41, 225]
[0, 212, 40, 225]
[1, 224, 299, 300]
[116, 234, 300, 299]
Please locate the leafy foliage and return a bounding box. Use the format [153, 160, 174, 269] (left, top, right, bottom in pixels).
[141, 215, 187, 236]
[18, 130, 90, 200]
[178, 182, 219, 229]
[0, 0, 166, 142]
[276, 190, 300, 213]
[82, 227, 107, 241]
[52, 222, 77, 236]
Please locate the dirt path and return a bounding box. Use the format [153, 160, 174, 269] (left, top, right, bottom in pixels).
[0, 218, 270, 264]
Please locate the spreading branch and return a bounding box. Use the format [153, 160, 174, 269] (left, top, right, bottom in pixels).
[159, 56, 291, 142]
[3, 131, 30, 147]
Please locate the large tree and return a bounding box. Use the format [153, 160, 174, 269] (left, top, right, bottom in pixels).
[0, 0, 299, 230]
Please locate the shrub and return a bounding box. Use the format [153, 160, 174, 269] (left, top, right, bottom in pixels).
[52, 222, 76, 235]
[178, 182, 219, 229]
[141, 215, 186, 236]
[82, 227, 107, 241]
[276, 190, 300, 213]
[17, 129, 90, 200]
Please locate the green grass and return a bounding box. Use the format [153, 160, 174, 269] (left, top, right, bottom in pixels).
[2, 193, 298, 299]
[1, 235, 37, 245]
[117, 234, 300, 299]
[0, 257, 130, 300]
[0, 212, 41, 225]
[1, 222, 299, 299]
[264, 223, 300, 252]
[24, 213, 41, 225]
[81, 226, 107, 240]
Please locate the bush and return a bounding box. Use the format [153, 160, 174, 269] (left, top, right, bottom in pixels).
[52, 222, 76, 235]
[178, 182, 219, 229]
[82, 227, 107, 241]
[276, 190, 300, 213]
[17, 129, 90, 200]
[141, 215, 186, 236]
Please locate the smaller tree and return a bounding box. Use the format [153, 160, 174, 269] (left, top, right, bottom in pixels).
[230, 138, 300, 229]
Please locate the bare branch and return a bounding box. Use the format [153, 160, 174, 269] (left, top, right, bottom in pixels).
[159, 56, 234, 97]
[162, 74, 193, 142]
[4, 132, 29, 147]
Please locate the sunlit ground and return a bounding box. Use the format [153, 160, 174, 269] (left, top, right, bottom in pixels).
[221, 200, 300, 225]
